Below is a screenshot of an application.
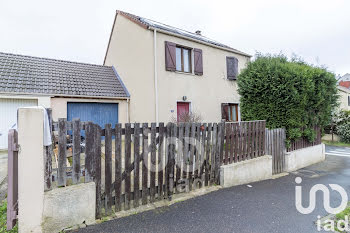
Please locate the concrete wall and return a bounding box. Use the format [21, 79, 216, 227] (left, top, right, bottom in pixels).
[18, 108, 45, 233]
[50, 97, 128, 123]
[285, 144, 325, 172]
[220, 155, 272, 187]
[42, 183, 96, 233]
[17, 107, 96, 233]
[322, 134, 340, 142]
[104, 13, 250, 123]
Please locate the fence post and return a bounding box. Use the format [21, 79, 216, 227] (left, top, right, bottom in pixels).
[44, 108, 53, 191]
[215, 121, 225, 185]
[7, 129, 18, 230]
[18, 107, 45, 233]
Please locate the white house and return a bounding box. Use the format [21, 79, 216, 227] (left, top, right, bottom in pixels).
[104, 10, 251, 123]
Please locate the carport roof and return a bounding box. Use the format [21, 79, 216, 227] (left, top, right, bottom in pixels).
[0, 52, 130, 98]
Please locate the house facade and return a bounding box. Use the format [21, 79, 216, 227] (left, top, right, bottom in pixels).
[0, 52, 129, 149]
[104, 10, 251, 123]
[338, 85, 350, 111]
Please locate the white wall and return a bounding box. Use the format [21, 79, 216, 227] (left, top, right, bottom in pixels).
[0, 96, 46, 149]
[18, 107, 45, 233]
[338, 87, 350, 111]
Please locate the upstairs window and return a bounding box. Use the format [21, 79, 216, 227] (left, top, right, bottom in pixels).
[176, 47, 191, 73]
[226, 56, 239, 80]
[165, 41, 203, 75]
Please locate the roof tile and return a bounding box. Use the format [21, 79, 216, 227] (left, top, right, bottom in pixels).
[0, 52, 129, 98]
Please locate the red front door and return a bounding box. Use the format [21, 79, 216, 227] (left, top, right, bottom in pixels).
[177, 102, 190, 122]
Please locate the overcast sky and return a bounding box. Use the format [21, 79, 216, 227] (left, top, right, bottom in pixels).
[0, 0, 349, 75]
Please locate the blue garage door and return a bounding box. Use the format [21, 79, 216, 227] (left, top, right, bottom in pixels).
[67, 102, 119, 130]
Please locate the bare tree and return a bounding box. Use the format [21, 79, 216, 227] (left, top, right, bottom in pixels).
[171, 111, 203, 124]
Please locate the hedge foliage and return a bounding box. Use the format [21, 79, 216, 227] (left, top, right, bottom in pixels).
[237, 54, 338, 143]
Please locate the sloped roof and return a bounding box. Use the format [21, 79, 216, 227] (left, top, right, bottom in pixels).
[0, 52, 129, 98]
[339, 81, 350, 89]
[116, 10, 251, 57]
[338, 85, 350, 94]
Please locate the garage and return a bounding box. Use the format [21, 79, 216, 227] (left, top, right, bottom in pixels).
[67, 102, 119, 129]
[0, 98, 38, 149]
[0, 52, 130, 149]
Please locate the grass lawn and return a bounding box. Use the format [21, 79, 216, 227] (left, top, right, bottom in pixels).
[0, 200, 18, 233]
[322, 140, 350, 148]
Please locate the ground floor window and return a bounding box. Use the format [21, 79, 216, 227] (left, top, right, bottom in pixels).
[221, 103, 239, 122]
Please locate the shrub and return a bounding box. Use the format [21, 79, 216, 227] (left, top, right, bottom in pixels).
[337, 122, 350, 143]
[171, 111, 203, 123]
[237, 53, 338, 143]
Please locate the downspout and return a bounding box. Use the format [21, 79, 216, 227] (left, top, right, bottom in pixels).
[153, 29, 159, 123]
[127, 99, 130, 123]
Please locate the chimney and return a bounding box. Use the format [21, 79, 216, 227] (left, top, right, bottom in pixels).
[195, 30, 201, 35]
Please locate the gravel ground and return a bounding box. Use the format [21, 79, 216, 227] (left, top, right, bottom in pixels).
[0, 151, 8, 201]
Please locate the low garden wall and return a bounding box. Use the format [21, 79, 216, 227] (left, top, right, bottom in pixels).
[42, 182, 95, 233]
[220, 155, 272, 187]
[285, 143, 325, 172]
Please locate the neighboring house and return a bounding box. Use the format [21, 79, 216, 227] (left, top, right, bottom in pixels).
[338, 85, 350, 111]
[338, 73, 350, 82]
[339, 80, 350, 89]
[0, 52, 129, 149]
[104, 10, 251, 123]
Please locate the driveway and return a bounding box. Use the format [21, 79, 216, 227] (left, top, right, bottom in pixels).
[74, 146, 350, 233]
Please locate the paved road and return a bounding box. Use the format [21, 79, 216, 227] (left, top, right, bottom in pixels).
[74, 147, 350, 233]
[326, 145, 350, 157]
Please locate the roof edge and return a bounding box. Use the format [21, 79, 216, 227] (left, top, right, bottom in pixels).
[148, 26, 252, 57]
[103, 11, 118, 65]
[112, 66, 131, 97]
[338, 85, 350, 94]
[0, 91, 130, 100]
[115, 10, 252, 58]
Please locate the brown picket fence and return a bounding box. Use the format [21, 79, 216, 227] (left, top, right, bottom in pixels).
[223, 121, 266, 164]
[47, 119, 266, 218]
[287, 126, 322, 152]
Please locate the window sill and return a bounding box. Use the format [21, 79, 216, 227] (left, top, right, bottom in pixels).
[174, 71, 197, 76]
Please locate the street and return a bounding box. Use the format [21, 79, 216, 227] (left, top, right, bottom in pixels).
[74, 146, 350, 233]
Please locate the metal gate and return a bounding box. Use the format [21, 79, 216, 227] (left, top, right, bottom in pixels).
[265, 128, 286, 174]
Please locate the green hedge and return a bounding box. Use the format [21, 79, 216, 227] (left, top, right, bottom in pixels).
[237, 54, 338, 144]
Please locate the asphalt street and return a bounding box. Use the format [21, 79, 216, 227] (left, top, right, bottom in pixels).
[74, 146, 350, 233]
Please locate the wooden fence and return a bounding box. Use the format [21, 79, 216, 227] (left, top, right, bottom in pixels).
[287, 126, 322, 152]
[7, 129, 18, 230]
[49, 120, 229, 217]
[223, 121, 266, 164]
[47, 119, 266, 218]
[265, 128, 286, 174]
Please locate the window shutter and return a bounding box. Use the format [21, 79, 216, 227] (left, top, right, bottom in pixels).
[226, 56, 238, 80]
[165, 41, 176, 71]
[221, 103, 229, 121]
[348, 96, 350, 106]
[194, 48, 203, 75]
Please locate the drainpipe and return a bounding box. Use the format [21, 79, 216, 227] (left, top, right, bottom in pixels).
[153, 29, 159, 123]
[127, 98, 130, 123]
